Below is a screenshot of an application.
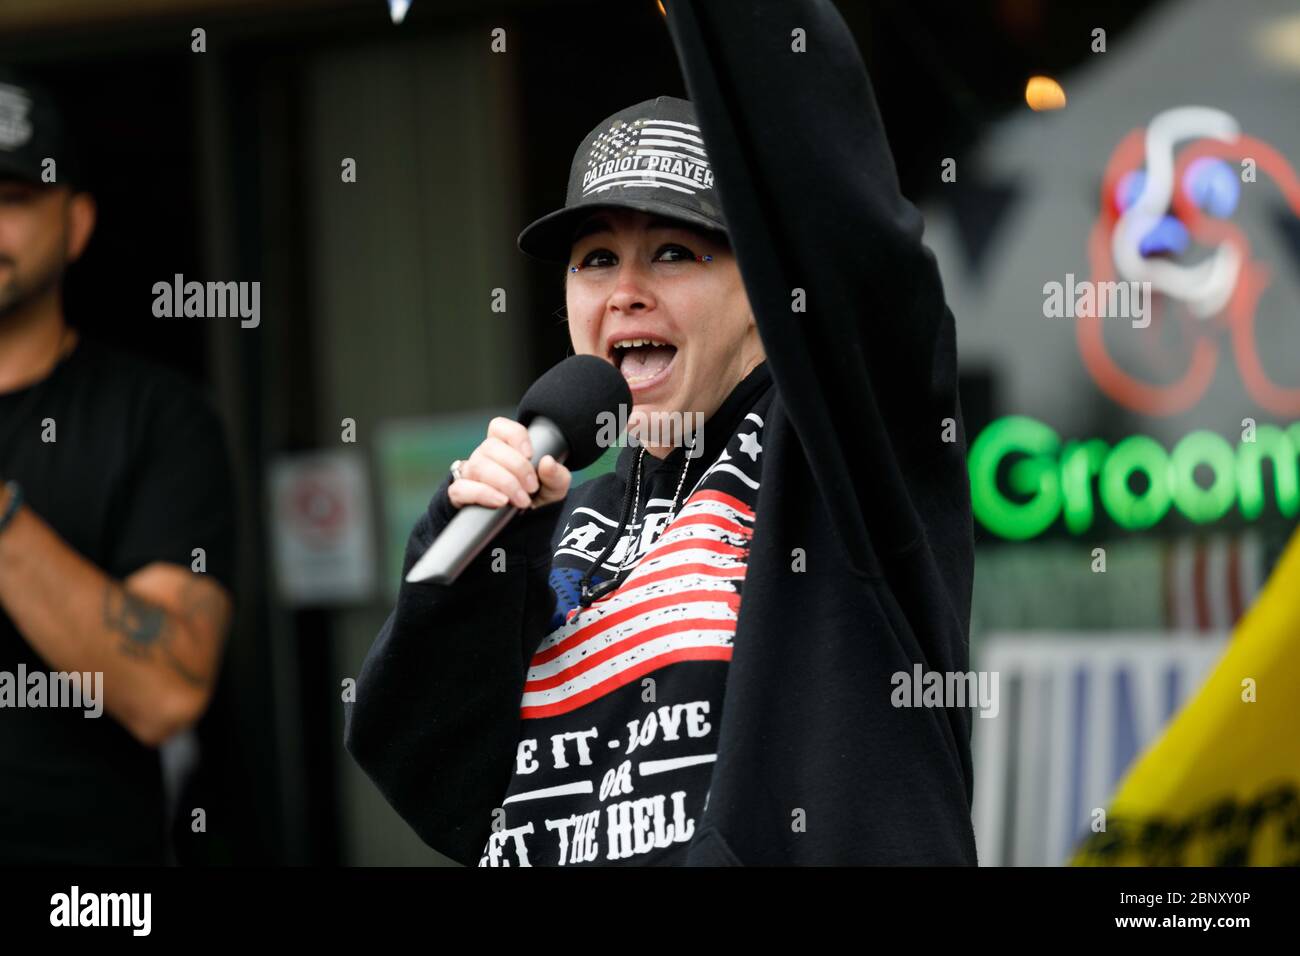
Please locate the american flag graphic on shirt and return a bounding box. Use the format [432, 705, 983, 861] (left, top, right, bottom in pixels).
[580, 118, 716, 199]
[521, 484, 754, 719]
[479, 396, 770, 866]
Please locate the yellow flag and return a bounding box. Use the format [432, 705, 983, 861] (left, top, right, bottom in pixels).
[1072, 526, 1300, 865]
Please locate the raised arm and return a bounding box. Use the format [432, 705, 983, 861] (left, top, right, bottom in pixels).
[664, 0, 964, 572]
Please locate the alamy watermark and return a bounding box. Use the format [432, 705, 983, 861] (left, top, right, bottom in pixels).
[891, 664, 999, 719]
[1043, 273, 1152, 329]
[50, 886, 150, 936]
[152, 273, 260, 328]
[0, 666, 103, 717]
[596, 405, 704, 458]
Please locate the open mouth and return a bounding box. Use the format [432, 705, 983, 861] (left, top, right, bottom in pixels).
[609, 337, 679, 391]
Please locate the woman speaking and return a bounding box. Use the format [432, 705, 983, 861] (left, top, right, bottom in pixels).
[346, 0, 977, 867]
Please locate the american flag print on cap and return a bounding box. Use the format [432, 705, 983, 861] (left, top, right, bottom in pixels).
[582, 117, 715, 199]
[516, 95, 729, 264]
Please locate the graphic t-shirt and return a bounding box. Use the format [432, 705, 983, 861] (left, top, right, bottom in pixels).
[0, 336, 235, 864]
[480, 370, 771, 866]
[347, 0, 980, 866]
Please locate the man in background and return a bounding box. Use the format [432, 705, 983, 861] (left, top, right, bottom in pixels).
[0, 70, 236, 864]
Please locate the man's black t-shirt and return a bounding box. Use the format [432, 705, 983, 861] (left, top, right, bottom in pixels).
[0, 335, 235, 864]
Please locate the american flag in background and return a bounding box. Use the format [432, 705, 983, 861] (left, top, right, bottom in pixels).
[1162, 531, 1265, 632]
[582, 118, 712, 198]
[520, 489, 753, 719]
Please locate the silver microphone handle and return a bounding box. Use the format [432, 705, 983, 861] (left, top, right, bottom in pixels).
[404, 417, 567, 585]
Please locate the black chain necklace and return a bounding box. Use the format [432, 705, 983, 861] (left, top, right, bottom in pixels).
[578, 436, 698, 607]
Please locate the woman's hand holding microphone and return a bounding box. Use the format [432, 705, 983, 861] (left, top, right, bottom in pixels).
[448, 416, 572, 511]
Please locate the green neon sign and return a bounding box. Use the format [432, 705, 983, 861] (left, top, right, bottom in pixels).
[968, 416, 1300, 540]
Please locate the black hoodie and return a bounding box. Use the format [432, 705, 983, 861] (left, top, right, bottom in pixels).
[345, 0, 977, 866]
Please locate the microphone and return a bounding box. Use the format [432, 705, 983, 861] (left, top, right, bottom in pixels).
[405, 355, 631, 585]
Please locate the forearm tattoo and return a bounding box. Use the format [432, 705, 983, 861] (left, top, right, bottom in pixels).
[103, 582, 211, 690]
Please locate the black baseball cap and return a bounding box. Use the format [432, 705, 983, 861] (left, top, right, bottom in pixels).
[0, 70, 83, 189]
[517, 95, 728, 264]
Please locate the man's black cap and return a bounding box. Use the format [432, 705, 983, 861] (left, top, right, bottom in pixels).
[517, 95, 728, 264]
[0, 70, 82, 189]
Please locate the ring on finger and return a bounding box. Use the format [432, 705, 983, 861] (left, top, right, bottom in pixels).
[450, 458, 465, 482]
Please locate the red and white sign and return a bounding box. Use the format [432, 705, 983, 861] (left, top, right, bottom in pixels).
[270, 451, 376, 605]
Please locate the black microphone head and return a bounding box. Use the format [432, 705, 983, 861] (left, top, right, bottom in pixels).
[516, 354, 631, 471]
